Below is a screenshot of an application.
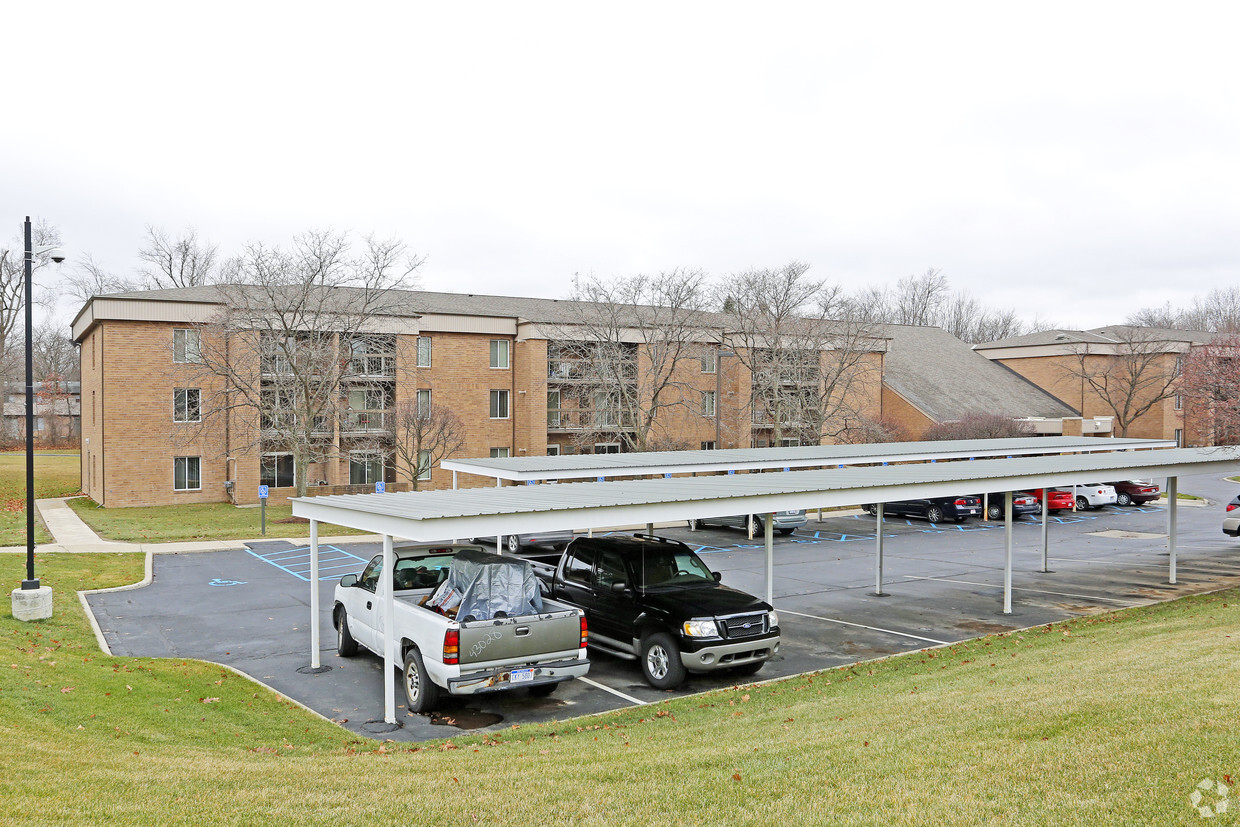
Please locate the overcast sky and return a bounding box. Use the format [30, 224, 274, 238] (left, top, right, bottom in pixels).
[5, 2, 1238, 331]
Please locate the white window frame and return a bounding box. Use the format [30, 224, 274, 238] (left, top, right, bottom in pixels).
[490, 389, 510, 419]
[261, 452, 295, 488]
[173, 388, 201, 423]
[417, 336, 432, 368]
[490, 447, 510, 458]
[701, 348, 717, 374]
[173, 456, 201, 491]
[349, 451, 385, 486]
[547, 389, 561, 427]
[417, 389, 432, 417]
[416, 449, 432, 481]
[490, 339, 510, 369]
[546, 444, 561, 456]
[173, 328, 202, 363]
[701, 390, 716, 418]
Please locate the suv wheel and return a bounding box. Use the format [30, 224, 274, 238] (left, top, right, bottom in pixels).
[640, 632, 687, 690]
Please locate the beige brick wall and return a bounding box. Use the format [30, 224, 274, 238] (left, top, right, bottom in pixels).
[880, 385, 934, 439]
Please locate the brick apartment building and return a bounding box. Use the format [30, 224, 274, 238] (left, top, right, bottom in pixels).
[72, 287, 891, 507]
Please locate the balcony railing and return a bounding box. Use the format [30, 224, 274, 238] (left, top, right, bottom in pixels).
[261, 412, 332, 434]
[547, 361, 637, 382]
[347, 355, 396, 378]
[343, 409, 390, 432]
[546, 409, 633, 431]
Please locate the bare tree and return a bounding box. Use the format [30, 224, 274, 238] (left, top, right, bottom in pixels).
[922, 412, 1032, 441]
[0, 219, 61, 370]
[1178, 334, 1240, 446]
[33, 321, 80, 381]
[1060, 327, 1183, 438]
[35, 373, 76, 447]
[716, 261, 884, 446]
[62, 253, 142, 305]
[139, 225, 221, 289]
[390, 400, 467, 490]
[179, 230, 423, 497]
[545, 269, 712, 453]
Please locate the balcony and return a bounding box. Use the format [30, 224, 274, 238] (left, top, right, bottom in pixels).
[346, 355, 396, 378]
[547, 408, 633, 432]
[342, 409, 390, 433]
[261, 412, 332, 435]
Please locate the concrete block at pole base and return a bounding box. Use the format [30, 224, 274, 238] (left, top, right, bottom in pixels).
[11, 586, 53, 621]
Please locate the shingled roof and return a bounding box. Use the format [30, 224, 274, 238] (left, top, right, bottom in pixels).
[881, 324, 1077, 422]
[977, 325, 1219, 349]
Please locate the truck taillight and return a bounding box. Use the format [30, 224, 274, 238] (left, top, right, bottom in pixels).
[580, 615, 588, 648]
[443, 629, 459, 665]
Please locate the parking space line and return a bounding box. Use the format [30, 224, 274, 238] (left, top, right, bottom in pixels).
[778, 609, 950, 645]
[577, 676, 645, 705]
[245, 545, 369, 581]
[902, 575, 1136, 604]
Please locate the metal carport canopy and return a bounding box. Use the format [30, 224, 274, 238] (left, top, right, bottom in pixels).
[292, 445, 1240, 726]
[294, 446, 1230, 541]
[440, 436, 1176, 482]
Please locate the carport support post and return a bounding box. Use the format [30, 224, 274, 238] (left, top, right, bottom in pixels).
[383, 534, 396, 725]
[1167, 476, 1178, 585]
[1003, 491, 1014, 615]
[496, 477, 503, 554]
[874, 504, 885, 596]
[310, 520, 320, 669]
[1040, 494, 1049, 573]
[764, 512, 774, 606]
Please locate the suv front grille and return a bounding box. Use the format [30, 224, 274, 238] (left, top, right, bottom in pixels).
[722, 613, 768, 639]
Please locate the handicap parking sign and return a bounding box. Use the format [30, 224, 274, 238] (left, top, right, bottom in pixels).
[375, 481, 386, 493]
[258, 485, 269, 499]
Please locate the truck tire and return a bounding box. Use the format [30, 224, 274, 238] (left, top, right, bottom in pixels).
[640, 632, 687, 690]
[403, 649, 441, 713]
[335, 608, 358, 657]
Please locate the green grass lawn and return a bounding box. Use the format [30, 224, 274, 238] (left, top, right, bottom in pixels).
[0, 450, 82, 546]
[67, 498, 372, 543]
[3, 552, 1239, 824]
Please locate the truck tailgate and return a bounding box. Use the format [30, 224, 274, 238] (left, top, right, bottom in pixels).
[457, 608, 582, 667]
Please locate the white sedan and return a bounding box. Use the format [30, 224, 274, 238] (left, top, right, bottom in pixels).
[1054, 483, 1118, 510]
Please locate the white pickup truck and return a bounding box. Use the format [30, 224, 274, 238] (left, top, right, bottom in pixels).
[332, 544, 589, 713]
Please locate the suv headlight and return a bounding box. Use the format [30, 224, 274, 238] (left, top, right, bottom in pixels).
[767, 610, 779, 629]
[682, 619, 720, 638]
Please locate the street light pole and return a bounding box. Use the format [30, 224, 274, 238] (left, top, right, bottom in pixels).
[22, 216, 36, 590]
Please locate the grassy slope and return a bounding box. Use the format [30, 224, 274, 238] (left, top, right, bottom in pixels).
[2, 553, 1238, 825]
[0, 451, 82, 545]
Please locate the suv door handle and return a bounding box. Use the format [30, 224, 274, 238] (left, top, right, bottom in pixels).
[366, 601, 373, 610]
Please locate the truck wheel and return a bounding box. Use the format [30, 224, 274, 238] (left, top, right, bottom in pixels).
[335, 608, 358, 657]
[505, 534, 521, 553]
[640, 633, 687, 690]
[403, 649, 440, 713]
[731, 660, 765, 677]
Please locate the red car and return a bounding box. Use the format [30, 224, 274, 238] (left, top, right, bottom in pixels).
[1031, 488, 1075, 512]
[1107, 480, 1161, 507]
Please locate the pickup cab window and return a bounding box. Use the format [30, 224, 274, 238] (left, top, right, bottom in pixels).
[563, 548, 594, 584]
[633, 548, 714, 588]
[359, 555, 384, 592]
[594, 550, 626, 589]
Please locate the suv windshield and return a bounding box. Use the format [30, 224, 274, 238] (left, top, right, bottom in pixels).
[631, 547, 714, 589]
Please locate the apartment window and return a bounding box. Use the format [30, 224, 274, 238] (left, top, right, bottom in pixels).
[417, 389, 432, 417]
[701, 348, 717, 374]
[490, 389, 510, 419]
[780, 437, 801, 447]
[701, 441, 716, 450]
[547, 389, 561, 427]
[349, 452, 384, 485]
[701, 390, 716, 418]
[1175, 428, 1184, 447]
[1175, 394, 1183, 411]
[173, 329, 201, 363]
[547, 444, 561, 456]
[490, 447, 510, 458]
[594, 443, 620, 454]
[417, 450, 432, 481]
[417, 336, 432, 368]
[490, 339, 510, 369]
[261, 453, 295, 488]
[173, 456, 201, 491]
[173, 388, 201, 422]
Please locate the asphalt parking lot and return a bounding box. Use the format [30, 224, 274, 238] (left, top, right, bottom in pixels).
[86, 472, 1240, 743]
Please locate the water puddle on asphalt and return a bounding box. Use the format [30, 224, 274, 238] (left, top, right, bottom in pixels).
[427, 708, 504, 729]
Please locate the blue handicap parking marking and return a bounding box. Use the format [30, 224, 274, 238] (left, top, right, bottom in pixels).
[208, 578, 247, 586]
[245, 544, 369, 581]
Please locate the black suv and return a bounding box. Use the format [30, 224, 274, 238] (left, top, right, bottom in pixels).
[537, 534, 780, 689]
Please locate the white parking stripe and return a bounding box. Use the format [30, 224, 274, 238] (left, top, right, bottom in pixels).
[779, 609, 950, 645]
[577, 676, 646, 705]
[903, 575, 1137, 604]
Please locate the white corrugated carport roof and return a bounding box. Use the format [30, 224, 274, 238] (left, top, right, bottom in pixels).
[440, 436, 1175, 482]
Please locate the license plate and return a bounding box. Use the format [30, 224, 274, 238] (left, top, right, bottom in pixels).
[510, 668, 534, 684]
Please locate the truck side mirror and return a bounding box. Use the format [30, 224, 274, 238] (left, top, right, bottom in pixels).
[340, 574, 358, 588]
[610, 581, 628, 594]
[712, 571, 722, 582]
